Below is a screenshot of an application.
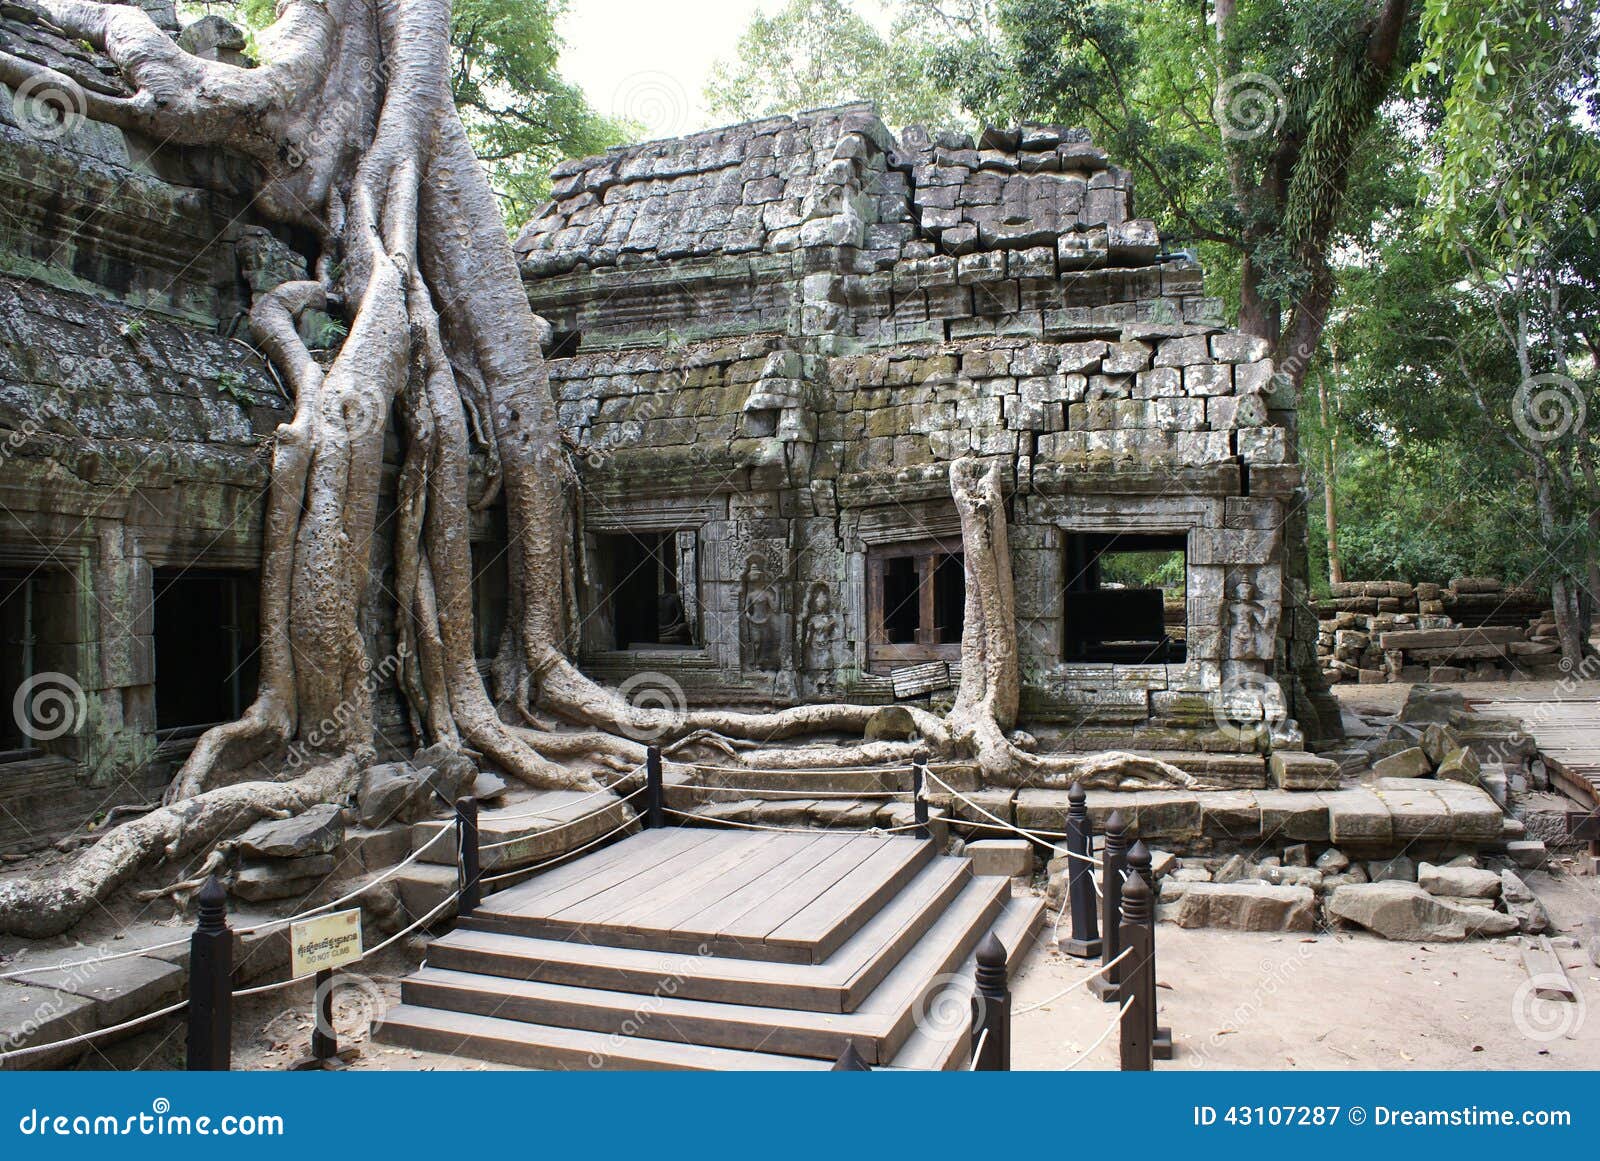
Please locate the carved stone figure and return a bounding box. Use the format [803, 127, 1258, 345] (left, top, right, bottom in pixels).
[1226, 579, 1275, 661]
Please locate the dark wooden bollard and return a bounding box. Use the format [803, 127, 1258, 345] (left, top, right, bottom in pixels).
[1090, 810, 1127, 1001]
[1125, 841, 1172, 1060]
[644, 745, 665, 829]
[1059, 782, 1101, 958]
[187, 874, 232, 1071]
[1117, 872, 1155, 1072]
[970, 932, 1011, 1070]
[912, 747, 931, 839]
[456, 795, 481, 916]
[832, 1042, 872, 1070]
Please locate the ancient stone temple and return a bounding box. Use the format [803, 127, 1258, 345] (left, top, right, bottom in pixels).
[0, 15, 1337, 850]
[514, 104, 1334, 754]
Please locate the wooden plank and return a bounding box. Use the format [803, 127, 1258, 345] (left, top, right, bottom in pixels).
[482, 828, 704, 918]
[374, 1005, 830, 1071]
[715, 836, 881, 947]
[623, 832, 821, 936]
[549, 829, 734, 925]
[1522, 936, 1579, 1002]
[586, 832, 791, 931]
[676, 831, 857, 935]
[766, 838, 930, 950]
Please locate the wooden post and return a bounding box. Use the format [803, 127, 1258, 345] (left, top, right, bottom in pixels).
[970, 932, 1011, 1070]
[456, 794, 481, 916]
[645, 745, 665, 829]
[1090, 810, 1127, 1001]
[912, 747, 931, 839]
[312, 969, 337, 1060]
[1126, 841, 1172, 1059]
[1117, 873, 1154, 1072]
[832, 1041, 872, 1070]
[186, 875, 232, 1071]
[1059, 782, 1101, 958]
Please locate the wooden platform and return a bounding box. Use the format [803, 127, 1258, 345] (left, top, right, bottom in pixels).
[1472, 694, 1600, 807]
[375, 827, 1042, 1070]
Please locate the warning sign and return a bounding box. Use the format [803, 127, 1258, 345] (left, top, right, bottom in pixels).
[290, 909, 364, 977]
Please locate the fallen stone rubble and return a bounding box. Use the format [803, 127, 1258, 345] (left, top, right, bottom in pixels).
[1316, 577, 1560, 684]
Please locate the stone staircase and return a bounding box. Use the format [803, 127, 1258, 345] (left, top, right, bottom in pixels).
[374, 827, 1043, 1070]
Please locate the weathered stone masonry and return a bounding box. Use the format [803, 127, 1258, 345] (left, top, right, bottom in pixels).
[515, 105, 1337, 754]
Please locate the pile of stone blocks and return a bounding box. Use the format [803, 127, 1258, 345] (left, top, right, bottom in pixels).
[1316, 578, 1557, 683]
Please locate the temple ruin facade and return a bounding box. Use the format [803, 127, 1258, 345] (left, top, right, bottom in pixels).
[0, 9, 1336, 846]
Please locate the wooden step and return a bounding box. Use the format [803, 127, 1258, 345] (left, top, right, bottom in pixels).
[427, 855, 973, 1013]
[401, 874, 1012, 1064]
[466, 830, 936, 964]
[371, 1005, 831, 1071]
[413, 790, 636, 870]
[885, 894, 1046, 1071]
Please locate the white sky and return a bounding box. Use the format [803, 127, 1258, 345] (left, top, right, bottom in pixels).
[556, 0, 778, 138]
[556, 0, 896, 138]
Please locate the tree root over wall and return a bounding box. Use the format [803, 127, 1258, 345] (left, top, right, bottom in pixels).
[0, 0, 1189, 938]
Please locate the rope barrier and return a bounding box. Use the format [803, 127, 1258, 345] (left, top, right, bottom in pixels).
[486, 773, 644, 822]
[232, 889, 461, 1000]
[968, 1027, 989, 1071]
[683, 785, 911, 800]
[924, 770, 1100, 863]
[663, 807, 925, 836]
[1061, 996, 1134, 1070]
[0, 998, 189, 1065]
[1012, 947, 1132, 1015]
[477, 786, 647, 854]
[0, 823, 460, 984]
[478, 814, 642, 887]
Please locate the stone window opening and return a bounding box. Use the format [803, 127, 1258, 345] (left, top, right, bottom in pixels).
[153, 569, 260, 734]
[1, 564, 79, 760]
[1062, 533, 1187, 664]
[1, 568, 43, 757]
[594, 530, 699, 650]
[866, 541, 965, 671]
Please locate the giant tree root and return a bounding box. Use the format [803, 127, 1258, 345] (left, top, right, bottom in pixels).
[0, 758, 357, 939]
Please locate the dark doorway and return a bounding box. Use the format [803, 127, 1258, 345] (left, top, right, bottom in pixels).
[1062, 533, 1186, 663]
[866, 540, 965, 672]
[1, 568, 40, 754]
[596, 531, 697, 650]
[153, 569, 260, 732]
[471, 542, 509, 661]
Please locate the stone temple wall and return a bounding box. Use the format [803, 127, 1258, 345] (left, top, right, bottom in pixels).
[517, 104, 1336, 754]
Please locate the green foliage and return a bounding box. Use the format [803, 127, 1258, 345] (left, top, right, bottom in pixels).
[311, 317, 348, 350]
[706, 0, 970, 130]
[1098, 549, 1185, 594]
[1412, 0, 1600, 264]
[188, 0, 625, 227]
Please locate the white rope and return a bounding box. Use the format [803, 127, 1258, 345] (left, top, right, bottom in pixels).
[0, 998, 188, 1064]
[477, 787, 646, 854]
[1013, 947, 1132, 1015]
[664, 808, 924, 836]
[478, 814, 641, 887]
[1062, 996, 1135, 1071]
[232, 889, 460, 999]
[685, 785, 911, 799]
[486, 777, 643, 822]
[924, 770, 1100, 862]
[0, 822, 459, 983]
[968, 1027, 990, 1070]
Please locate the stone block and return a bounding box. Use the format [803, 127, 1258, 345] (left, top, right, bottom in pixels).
[1435, 746, 1482, 786]
[1269, 751, 1342, 791]
[8, 956, 183, 1029]
[0, 982, 95, 1070]
[1174, 883, 1316, 932]
[1417, 861, 1501, 899]
[1371, 747, 1433, 780]
[1326, 882, 1516, 941]
[966, 838, 1034, 878]
[1324, 788, 1393, 846]
[236, 802, 346, 859]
